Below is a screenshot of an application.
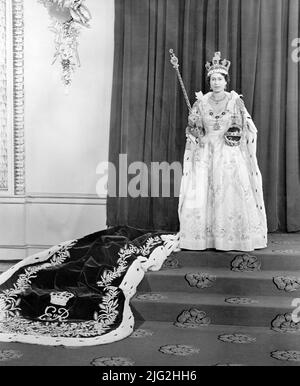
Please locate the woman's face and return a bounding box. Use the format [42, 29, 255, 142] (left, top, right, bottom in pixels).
[210, 73, 227, 93]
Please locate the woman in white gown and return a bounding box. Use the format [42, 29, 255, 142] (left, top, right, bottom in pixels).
[178, 52, 268, 251]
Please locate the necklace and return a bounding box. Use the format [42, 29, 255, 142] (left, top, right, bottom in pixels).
[209, 109, 228, 131]
[210, 93, 227, 104]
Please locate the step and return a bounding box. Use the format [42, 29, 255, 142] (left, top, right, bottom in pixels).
[131, 291, 296, 327]
[2, 250, 300, 272]
[169, 247, 300, 271]
[130, 321, 300, 366]
[138, 267, 300, 297]
[169, 233, 300, 271]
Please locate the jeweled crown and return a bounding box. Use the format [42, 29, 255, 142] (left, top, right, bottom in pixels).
[205, 52, 231, 76]
[50, 291, 74, 307]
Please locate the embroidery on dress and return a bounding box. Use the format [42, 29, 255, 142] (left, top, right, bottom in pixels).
[39, 306, 70, 322]
[38, 291, 75, 322]
[97, 243, 139, 288]
[0, 239, 122, 339]
[139, 236, 163, 257]
[0, 240, 77, 320]
[0, 317, 109, 338]
[94, 287, 120, 325]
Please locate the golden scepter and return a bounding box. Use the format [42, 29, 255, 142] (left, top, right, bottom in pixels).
[169, 49, 192, 113]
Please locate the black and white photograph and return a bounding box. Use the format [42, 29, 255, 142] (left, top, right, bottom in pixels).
[0, 0, 300, 369]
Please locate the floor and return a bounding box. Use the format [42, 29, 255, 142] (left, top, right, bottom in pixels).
[0, 321, 300, 366]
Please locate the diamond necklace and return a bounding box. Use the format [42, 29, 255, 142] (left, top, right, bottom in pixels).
[210, 93, 227, 104]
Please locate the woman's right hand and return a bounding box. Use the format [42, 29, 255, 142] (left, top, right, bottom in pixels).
[186, 126, 206, 147]
[188, 113, 201, 127]
[186, 126, 200, 138]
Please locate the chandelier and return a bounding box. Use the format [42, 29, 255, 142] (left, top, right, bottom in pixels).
[39, 0, 91, 90]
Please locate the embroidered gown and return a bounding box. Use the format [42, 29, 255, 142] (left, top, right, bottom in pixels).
[178, 90, 268, 251]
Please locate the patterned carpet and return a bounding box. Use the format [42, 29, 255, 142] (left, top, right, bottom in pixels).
[0, 233, 300, 366]
[0, 321, 300, 366]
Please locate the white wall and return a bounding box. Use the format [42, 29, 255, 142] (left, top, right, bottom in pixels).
[0, 0, 115, 259]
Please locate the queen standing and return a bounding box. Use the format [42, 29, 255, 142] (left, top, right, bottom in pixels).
[178, 52, 268, 251]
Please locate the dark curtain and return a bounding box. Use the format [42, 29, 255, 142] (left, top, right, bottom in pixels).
[107, 0, 300, 233]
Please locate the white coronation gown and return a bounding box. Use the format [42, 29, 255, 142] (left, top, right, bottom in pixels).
[178, 90, 268, 251]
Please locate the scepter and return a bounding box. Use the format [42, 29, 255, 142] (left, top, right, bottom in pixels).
[169, 49, 192, 113]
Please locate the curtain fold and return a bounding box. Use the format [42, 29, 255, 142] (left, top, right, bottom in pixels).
[107, 0, 300, 232]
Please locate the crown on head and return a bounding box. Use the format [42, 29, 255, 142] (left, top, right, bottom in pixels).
[205, 52, 231, 76]
[50, 291, 74, 307]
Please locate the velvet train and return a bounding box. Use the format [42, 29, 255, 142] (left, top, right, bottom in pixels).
[0, 226, 178, 346]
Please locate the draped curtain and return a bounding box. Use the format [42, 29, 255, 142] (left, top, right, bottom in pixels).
[107, 0, 300, 232]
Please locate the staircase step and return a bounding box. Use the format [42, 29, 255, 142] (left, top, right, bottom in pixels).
[170, 247, 300, 271]
[131, 291, 295, 327]
[138, 267, 300, 297]
[167, 233, 300, 271]
[1, 233, 299, 331]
